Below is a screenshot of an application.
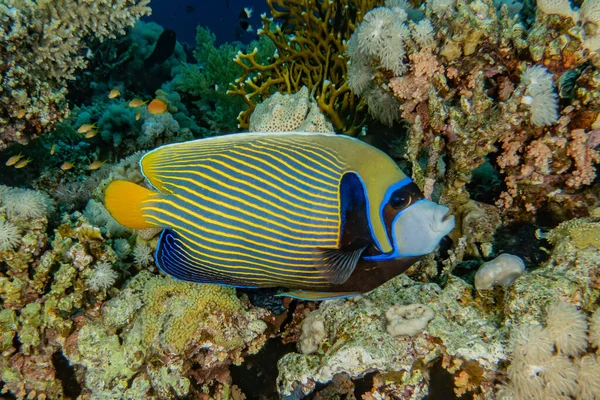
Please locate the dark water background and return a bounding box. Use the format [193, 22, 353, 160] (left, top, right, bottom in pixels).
[144, 0, 270, 45]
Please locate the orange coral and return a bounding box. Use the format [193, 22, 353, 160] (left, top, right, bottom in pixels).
[227, 0, 382, 134]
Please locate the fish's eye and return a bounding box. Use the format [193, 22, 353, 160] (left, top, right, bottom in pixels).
[389, 190, 411, 209]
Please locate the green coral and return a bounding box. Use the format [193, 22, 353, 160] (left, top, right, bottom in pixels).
[171, 26, 248, 132]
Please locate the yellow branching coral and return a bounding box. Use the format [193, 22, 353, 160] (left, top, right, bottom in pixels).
[0, 0, 151, 150]
[228, 0, 382, 135]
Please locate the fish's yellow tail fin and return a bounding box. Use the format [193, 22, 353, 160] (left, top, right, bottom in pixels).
[105, 180, 157, 229]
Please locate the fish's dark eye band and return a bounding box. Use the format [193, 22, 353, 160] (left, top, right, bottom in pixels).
[388, 182, 424, 210]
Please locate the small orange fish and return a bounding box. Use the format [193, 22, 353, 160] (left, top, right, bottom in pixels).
[147, 99, 168, 115]
[16, 108, 26, 118]
[88, 160, 106, 170]
[14, 158, 31, 169]
[61, 162, 74, 171]
[5, 153, 23, 166]
[50, 143, 56, 155]
[77, 123, 97, 134]
[108, 88, 121, 99]
[135, 109, 141, 121]
[85, 129, 99, 139]
[128, 98, 148, 108]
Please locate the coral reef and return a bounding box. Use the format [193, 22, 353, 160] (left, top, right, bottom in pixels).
[249, 87, 334, 133]
[347, 0, 600, 220]
[65, 272, 272, 398]
[228, 0, 383, 134]
[497, 302, 600, 399]
[0, 183, 274, 399]
[276, 211, 599, 398]
[0, 0, 151, 149]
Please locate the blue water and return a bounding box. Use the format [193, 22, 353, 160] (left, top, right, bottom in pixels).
[144, 0, 270, 45]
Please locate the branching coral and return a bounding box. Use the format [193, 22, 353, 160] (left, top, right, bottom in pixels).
[0, 0, 151, 150]
[347, 0, 600, 224]
[228, 0, 383, 134]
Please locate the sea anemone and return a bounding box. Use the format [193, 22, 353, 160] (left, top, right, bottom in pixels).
[411, 19, 435, 49]
[2, 187, 50, 219]
[545, 301, 588, 357]
[113, 238, 132, 259]
[577, 354, 600, 400]
[0, 220, 21, 251]
[133, 242, 154, 267]
[86, 262, 118, 292]
[590, 308, 600, 349]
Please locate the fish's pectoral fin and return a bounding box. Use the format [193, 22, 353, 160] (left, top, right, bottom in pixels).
[314, 246, 367, 285]
[276, 290, 362, 301]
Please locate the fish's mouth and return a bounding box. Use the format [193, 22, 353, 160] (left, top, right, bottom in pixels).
[442, 211, 454, 223]
[430, 207, 455, 234]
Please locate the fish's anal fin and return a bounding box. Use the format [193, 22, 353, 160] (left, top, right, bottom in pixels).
[315, 247, 367, 285]
[276, 290, 362, 301]
[104, 180, 158, 229]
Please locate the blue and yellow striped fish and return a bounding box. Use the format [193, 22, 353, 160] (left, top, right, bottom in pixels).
[105, 132, 455, 300]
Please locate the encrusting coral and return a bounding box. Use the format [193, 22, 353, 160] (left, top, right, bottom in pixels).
[0, 0, 151, 150]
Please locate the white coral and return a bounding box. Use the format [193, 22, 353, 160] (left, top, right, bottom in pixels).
[545, 301, 588, 357]
[298, 313, 327, 354]
[86, 262, 118, 291]
[411, 19, 436, 49]
[385, 304, 435, 336]
[133, 242, 154, 267]
[590, 308, 600, 349]
[0, 220, 21, 251]
[113, 238, 132, 259]
[521, 65, 559, 127]
[2, 186, 50, 219]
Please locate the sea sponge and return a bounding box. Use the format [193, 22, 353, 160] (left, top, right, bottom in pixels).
[545, 301, 588, 356]
[474, 253, 525, 291]
[385, 304, 435, 336]
[0, 220, 21, 252]
[298, 313, 327, 354]
[520, 65, 559, 127]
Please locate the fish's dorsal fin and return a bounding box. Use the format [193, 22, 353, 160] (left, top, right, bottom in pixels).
[139, 131, 337, 193]
[315, 247, 366, 285]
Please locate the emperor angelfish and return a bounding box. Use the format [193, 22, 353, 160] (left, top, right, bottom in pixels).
[104, 132, 455, 300]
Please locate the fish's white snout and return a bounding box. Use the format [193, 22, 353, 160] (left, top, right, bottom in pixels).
[430, 204, 455, 234]
[392, 200, 456, 257]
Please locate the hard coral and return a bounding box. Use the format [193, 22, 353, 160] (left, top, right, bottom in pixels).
[347, 0, 600, 222]
[228, 0, 383, 134]
[0, 0, 151, 149]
